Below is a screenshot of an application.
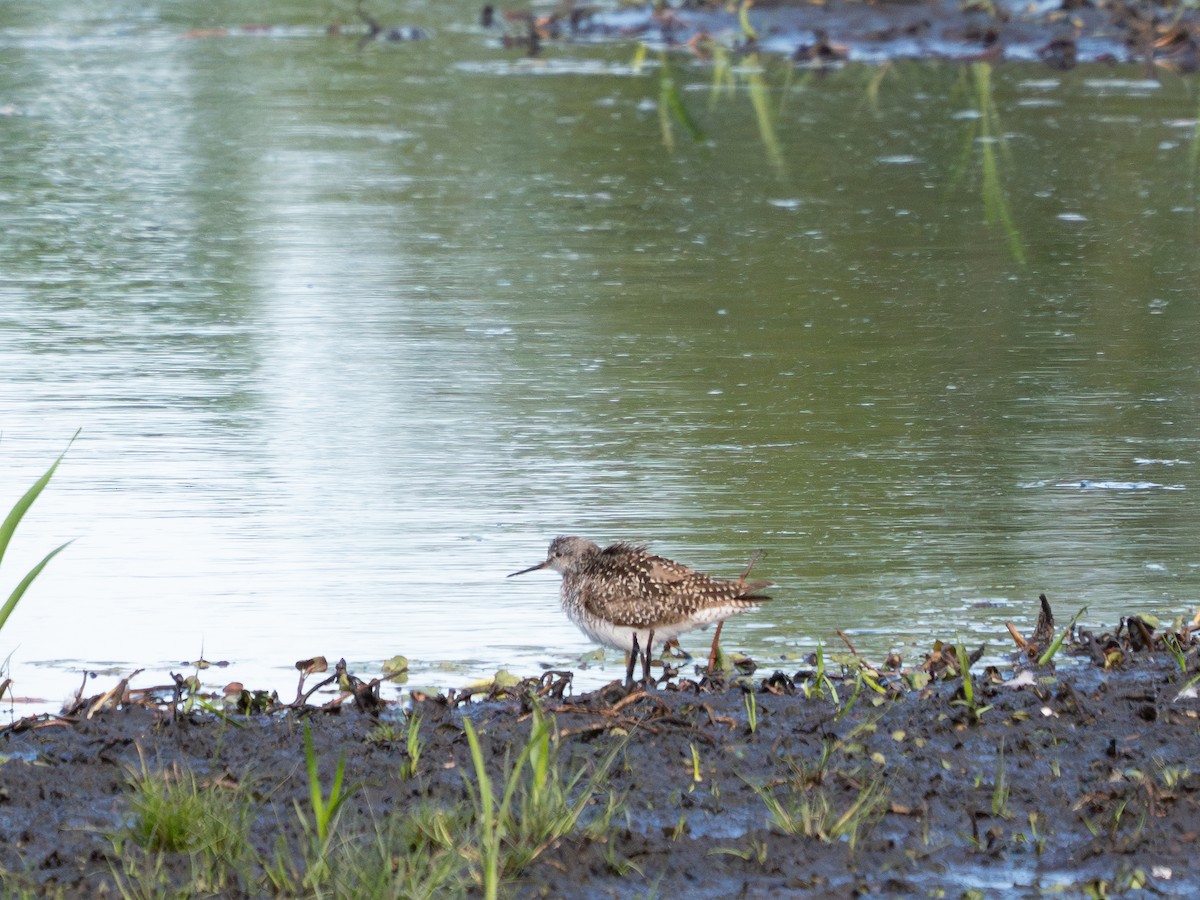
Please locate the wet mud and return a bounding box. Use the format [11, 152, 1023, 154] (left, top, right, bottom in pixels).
[2, 613, 1199, 897]
[553, 0, 1200, 71]
[189, 0, 1200, 73]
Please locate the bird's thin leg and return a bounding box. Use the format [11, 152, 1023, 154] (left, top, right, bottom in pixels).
[707, 621, 726, 675]
[625, 634, 639, 689]
[643, 629, 656, 687]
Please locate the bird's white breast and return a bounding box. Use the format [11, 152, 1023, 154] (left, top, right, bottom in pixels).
[565, 602, 737, 652]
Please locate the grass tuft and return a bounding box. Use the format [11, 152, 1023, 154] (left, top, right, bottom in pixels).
[755, 776, 889, 851]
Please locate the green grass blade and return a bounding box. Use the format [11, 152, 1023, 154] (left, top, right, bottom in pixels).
[0, 540, 73, 632]
[303, 724, 324, 830]
[737, 0, 757, 41]
[657, 52, 705, 147]
[1037, 606, 1088, 666]
[0, 429, 79, 569]
[462, 717, 499, 900]
[744, 55, 785, 174]
[955, 641, 973, 705]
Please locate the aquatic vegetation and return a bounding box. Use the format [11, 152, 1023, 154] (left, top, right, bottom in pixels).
[0, 431, 78, 637]
[636, 37, 786, 173]
[631, 44, 703, 154]
[947, 63, 1026, 266]
[703, 44, 786, 173]
[741, 53, 785, 174]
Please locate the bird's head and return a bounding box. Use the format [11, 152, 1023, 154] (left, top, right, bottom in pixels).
[508, 535, 600, 577]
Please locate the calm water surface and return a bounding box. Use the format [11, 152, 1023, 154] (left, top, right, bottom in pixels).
[2, 1, 1198, 709]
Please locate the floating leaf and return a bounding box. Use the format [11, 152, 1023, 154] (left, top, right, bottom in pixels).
[907, 671, 930, 691]
[492, 669, 520, 689]
[381, 655, 409, 676]
[296, 656, 328, 675]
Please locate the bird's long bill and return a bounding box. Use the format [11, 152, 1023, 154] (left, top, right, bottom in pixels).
[507, 559, 549, 577]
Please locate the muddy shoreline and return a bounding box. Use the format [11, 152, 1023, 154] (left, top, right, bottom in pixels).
[2, 616, 1198, 898]
[184, 0, 1200, 73]
[557, 0, 1200, 72]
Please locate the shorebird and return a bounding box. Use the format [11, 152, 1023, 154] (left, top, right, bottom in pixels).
[509, 536, 771, 688]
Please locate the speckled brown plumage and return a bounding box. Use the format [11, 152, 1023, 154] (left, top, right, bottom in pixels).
[565, 539, 771, 629]
[509, 535, 771, 687]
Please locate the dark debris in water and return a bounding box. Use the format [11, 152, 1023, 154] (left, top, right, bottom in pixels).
[2, 593, 1196, 731]
[176, 0, 1200, 71]
[516, 0, 1200, 71]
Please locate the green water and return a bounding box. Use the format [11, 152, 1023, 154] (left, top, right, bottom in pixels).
[1, 0, 1198, 699]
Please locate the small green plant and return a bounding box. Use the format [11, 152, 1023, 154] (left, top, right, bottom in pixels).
[328, 800, 473, 898]
[686, 748, 700, 787]
[401, 712, 424, 780]
[118, 753, 260, 895]
[952, 640, 992, 723]
[754, 777, 889, 851]
[667, 811, 688, 842]
[461, 700, 622, 898]
[744, 690, 758, 734]
[832, 668, 872, 724]
[779, 738, 838, 790]
[1081, 791, 1147, 842]
[1023, 811, 1048, 857]
[737, 0, 757, 41]
[365, 712, 424, 780]
[709, 835, 769, 865]
[1037, 606, 1087, 666]
[1157, 762, 1191, 790]
[991, 740, 1012, 820]
[1162, 633, 1187, 672]
[125, 761, 252, 855]
[296, 721, 354, 888]
[601, 839, 644, 877]
[801, 642, 840, 706]
[365, 721, 405, 744]
[0, 431, 78, 637]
